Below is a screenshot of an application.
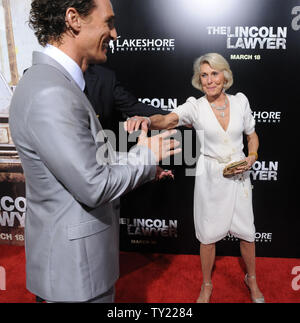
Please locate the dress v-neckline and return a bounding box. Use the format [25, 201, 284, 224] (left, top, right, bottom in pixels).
[206, 94, 231, 133]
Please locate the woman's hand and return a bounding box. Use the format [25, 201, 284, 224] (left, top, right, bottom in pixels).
[124, 116, 150, 133]
[124, 113, 179, 132]
[234, 155, 256, 174]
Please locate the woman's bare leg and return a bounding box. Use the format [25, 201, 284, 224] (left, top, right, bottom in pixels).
[240, 240, 264, 301]
[197, 243, 215, 303]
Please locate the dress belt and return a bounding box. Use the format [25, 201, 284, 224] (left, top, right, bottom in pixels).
[203, 153, 245, 164]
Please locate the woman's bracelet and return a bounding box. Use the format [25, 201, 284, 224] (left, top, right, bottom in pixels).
[248, 152, 258, 160]
[144, 117, 151, 127]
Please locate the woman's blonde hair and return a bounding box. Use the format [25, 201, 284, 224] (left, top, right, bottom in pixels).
[191, 53, 233, 92]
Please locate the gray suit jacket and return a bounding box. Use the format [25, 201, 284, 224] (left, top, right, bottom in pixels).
[9, 52, 156, 302]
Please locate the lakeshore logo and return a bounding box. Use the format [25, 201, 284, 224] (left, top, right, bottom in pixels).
[109, 36, 175, 53]
[252, 110, 281, 124]
[206, 26, 287, 49]
[138, 98, 178, 111]
[250, 161, 279, 181]
[255, 232, 272, 243]
[120, 218, 178, 238]
[0, 196, 26, 228]
[223, 232, 272, 243]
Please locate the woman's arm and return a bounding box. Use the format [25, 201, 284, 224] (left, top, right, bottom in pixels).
[247, 131, 259, 163]
[235, 131, 259, 174]
[149, 113, 179, 130]
[125, 112, 179, 133]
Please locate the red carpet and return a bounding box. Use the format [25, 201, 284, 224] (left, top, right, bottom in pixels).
[0, 245, 299, 303]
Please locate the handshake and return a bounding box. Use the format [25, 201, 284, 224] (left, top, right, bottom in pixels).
[124, 116, 180, 181]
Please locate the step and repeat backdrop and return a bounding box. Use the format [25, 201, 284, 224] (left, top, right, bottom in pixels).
[0, 0, 41, 246]
[0, 0, 298, 257]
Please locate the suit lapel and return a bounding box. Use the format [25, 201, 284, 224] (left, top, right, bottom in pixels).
[33, 52, 98, 124]
[32, 51, 116, 162]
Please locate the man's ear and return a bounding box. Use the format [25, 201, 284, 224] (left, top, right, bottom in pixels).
[65, 8, 81, 34]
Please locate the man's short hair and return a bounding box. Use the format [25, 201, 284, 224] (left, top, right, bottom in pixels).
[29, 0, 96, 46]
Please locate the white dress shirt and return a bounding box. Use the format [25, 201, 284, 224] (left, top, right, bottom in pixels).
[43, 44, 85, 91]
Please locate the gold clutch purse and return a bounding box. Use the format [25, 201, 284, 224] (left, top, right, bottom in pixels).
[223, 160, 248, 176]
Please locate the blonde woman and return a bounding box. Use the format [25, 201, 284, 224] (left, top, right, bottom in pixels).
[125, 53, 265, 303]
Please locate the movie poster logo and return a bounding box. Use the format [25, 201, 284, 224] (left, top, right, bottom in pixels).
[252, 110, 281, 124]
[138, 98, 178, 111]
[0, 196, 25, 228]
[206, 26, 288, 49]
[223, 232, 272, 243]
[109, 36, 175, 53]
[250, 161, 279, 181]
[0, 196, 25, 244]
[120, 218, 178, 238]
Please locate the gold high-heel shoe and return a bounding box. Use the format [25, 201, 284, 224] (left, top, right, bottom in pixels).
[196, 282, 213, 303]
[244, 274, 265, 303]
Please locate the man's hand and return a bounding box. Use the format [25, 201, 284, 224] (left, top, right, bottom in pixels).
[137, 129, 181, 163]
[155, 167, 174, 181]
[124, 116, 150, 133]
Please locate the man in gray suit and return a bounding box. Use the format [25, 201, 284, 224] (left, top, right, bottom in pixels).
[9, 0, 180, 303]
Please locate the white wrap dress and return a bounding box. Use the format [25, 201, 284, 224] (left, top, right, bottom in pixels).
[173, 92, 256, 244]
